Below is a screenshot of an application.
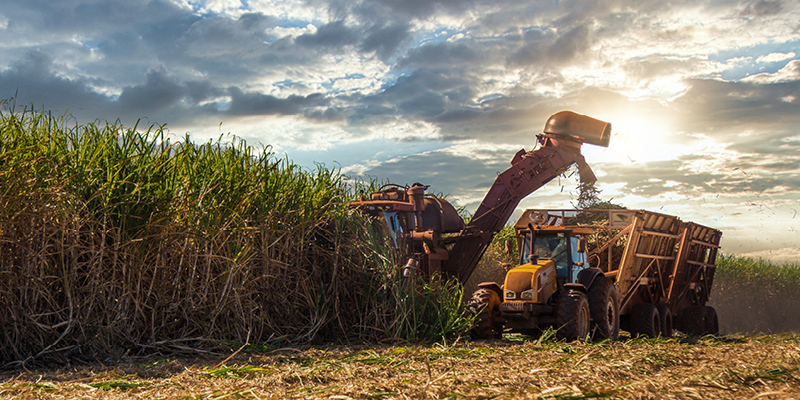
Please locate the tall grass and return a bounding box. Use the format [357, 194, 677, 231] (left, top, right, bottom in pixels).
[0, 103, 469, 367]
[710, 255, 800, 334]
[465, 224, 517, 296]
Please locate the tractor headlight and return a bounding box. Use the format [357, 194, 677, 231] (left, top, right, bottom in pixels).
[520, 289, 536, 300]
[504, 289, 516, 300]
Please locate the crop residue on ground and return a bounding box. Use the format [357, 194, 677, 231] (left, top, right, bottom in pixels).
[2, 333, 799, 399]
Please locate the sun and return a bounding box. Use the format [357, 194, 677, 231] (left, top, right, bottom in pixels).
[582, 111, 687, 164]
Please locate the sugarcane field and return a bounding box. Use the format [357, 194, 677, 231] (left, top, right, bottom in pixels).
[2, 104, 799, 400]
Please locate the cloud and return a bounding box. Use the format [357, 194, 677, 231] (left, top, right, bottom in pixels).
[739, 247, 800, 265]
[227, 88, 328, 115]
[117, 70, 186, 115]
[2, 0, 800, 263]
[545, 25, 592, 63]
[352, 141, 522, 207]
[739, 0, 783, 17]
[743, 59, 800, 83]
[295, 20, 359, 48]
[673, 78, 800, 134]
[0, 50, 112, 117]
[756, 51, 796, 64]
[360, 22, 412, 61]
[397, 40, 480, 69]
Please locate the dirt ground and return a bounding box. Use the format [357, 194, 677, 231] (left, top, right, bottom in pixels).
[2, 333, 799, 399]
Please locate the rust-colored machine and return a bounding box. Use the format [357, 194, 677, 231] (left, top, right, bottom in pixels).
[349, 111, 611, 283]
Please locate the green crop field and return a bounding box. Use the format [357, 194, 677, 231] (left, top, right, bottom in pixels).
[1, 104, 799, 398]
[0, 104, 469, 368]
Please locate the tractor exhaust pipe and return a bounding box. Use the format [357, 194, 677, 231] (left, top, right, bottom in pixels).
[543, 111, 611, 148]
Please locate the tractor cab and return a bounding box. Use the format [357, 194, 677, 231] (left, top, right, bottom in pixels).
[518, 229, 591, 284]
[501, 225, 593, 305]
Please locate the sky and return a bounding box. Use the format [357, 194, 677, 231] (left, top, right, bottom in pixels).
[1, 0, 799, 263]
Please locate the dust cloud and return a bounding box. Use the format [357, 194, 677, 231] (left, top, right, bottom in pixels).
[709, 274, 800, 334]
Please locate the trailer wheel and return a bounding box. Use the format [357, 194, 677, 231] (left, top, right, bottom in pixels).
[467, 288, 503, 339]
[630, 303, 660, 338]
[679, 305, 707, 336]
[655, 304, 673, 338]
[556, 290, 590, 341]
[588, 275, 619, 340]
[704, 306, 719, 335]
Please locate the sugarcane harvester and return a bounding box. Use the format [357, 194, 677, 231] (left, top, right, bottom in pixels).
[349, 111, 611, 284]
[351, 110, 723, 342]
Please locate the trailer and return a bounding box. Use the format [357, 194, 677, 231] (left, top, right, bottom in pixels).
[496, 208, 723, 338]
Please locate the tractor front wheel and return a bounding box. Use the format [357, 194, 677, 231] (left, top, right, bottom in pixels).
[556, 290, 590, 341]
[468, 288, 503, 339]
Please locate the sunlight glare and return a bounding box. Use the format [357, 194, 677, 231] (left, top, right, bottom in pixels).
[583, 111, 689, 164]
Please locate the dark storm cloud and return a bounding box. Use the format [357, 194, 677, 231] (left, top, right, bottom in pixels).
[506, 25, 593, 67]
[296, 20, 359, 48]
[0, 50, 193, 123]
[185, 80, 226, 104]
[369, 0, 474, 17]
[0, 51, 110, 116]
[1, 0, 613, 135]
[361, 22, 413, 61]
[2, 0, 175, 34]
[354, 68, 471, 122]
[398, 41, 482, 69]
[227, 88, 329, 116]
[546, 25, 592, 63]
[140, 12, 299, 81]
[345, 104, 393, 125]
[320, 0, 489, 21]
[2, 0, 799, 161]
[117, 71, 185, 115]
[398, 91, 446, 118]
[0, 47, 331, 125]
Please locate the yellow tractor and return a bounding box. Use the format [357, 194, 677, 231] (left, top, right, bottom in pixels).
[469, 208, 722, 340]
[469, 222, 618, 341]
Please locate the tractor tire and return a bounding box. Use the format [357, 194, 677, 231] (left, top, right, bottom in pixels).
[630, 303, 660, 338]
[679, 305, 707, 336]
[655, 304, 673, 338]
[556, 290, 591, 341]
[705, 306, 719, 335]
[467, 288, 503, 339]
[587, 275, 620, 340]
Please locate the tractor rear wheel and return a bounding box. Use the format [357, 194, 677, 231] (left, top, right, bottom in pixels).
[467, 288, 503, 339]
[655, 304, 673, 338]
[630, 303, 660, 338]
[556, 290, 590, 341]
[679, 305, 707, 336]
[705, 306, 719, 335]
[587, 275, 619, 340]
